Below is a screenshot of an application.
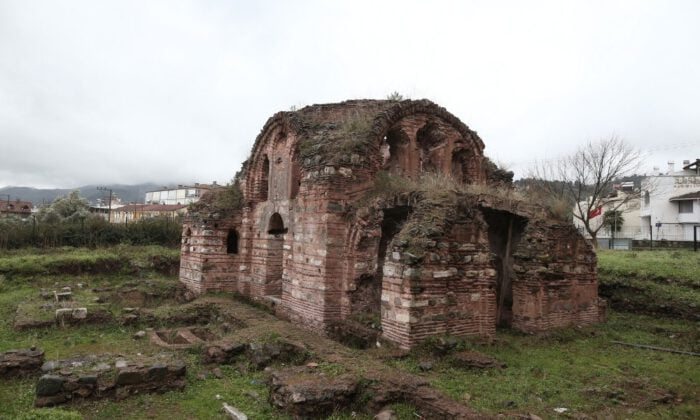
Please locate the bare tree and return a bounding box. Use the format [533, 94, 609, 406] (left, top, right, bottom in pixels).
[529, 136, 643, 247]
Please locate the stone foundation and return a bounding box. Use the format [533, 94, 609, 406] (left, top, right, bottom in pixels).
[0, 348, 44, 378]
[34, 355, 186, 407]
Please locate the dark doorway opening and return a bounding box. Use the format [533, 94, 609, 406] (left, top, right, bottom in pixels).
[268, 213, 287, 235]
[482, 209, 527, 327]
[350, 207, 411, 325]
[226, 229, 239, 254]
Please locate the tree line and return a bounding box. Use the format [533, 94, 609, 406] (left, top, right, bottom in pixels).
[0, 191, 182, 249]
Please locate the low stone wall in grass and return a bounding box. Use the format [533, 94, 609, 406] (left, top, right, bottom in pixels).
[35, 355, 186, 407]
[0, 347, 45, 378]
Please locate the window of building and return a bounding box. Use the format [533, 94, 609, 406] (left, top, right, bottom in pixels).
[268, 213, 287, 235]
[226, 229, 239, 254]
[644, 191, 650, 206]
[678, 200, 694, 214]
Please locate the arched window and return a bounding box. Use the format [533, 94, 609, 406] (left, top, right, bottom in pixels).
[268, 213, 287, 235]
[226, 229, 239, 254]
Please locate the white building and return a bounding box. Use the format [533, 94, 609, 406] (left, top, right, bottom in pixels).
[640, 159, 700, 242]
[145, 183, 219, 205]
[573, 184, 643, 248]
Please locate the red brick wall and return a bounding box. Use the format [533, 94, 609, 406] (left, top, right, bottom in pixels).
[179, 101, 604, 349]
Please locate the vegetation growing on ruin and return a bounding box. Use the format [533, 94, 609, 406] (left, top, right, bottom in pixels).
[356, 172, 524, 258]
[188, 181, 243, 217]
[298, 110, 375, 167]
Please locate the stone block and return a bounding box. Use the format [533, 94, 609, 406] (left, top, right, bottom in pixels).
[36, 375, 64, 396]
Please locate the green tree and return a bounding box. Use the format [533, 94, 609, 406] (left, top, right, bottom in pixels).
[38, 191, 91, 223]
[603, 210, 624, 232]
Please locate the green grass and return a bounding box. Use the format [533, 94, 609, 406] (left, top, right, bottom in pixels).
[0, 245, 179, 279]
[597, 250, 700, 320]
[598, 249, 700, 287]
[391, 312, 699, 418]
[1, 247, 698, 419]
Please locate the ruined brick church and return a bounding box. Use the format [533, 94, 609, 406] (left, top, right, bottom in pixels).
[179, 99, 605, 349]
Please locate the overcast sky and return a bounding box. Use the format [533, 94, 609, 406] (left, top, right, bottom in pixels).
[1, 0, 699, 188]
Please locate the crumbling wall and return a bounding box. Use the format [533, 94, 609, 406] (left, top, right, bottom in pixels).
[380, 208, 497, 349]
[179, 214, 247, 294]
[512, 220, 605, 331]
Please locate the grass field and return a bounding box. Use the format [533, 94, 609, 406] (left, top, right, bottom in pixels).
[0, 247, 698, 419]
[597, 249, 700, 320]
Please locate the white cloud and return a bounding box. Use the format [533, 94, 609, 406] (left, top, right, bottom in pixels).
[0, 0, 699, 188]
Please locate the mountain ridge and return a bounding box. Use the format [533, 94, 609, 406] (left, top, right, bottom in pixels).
[0, 183, 178, 205]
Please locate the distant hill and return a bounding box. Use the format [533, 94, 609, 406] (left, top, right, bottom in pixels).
[0, 183, 176, 206]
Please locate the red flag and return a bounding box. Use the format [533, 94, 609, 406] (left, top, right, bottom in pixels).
[588, 206, 602, 219]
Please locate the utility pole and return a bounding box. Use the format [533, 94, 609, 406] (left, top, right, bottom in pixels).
[1, 194, 10, 217]
[97, 187, 113, 223]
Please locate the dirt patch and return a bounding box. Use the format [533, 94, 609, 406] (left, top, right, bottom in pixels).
[150, 327, 221, 349]
[202, 339, 310, 370]
[448, 351, 506, 370]
[325, 320, 379, 349]
[599, 282, 699, 321]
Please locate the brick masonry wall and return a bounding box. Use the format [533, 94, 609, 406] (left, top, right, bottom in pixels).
[179, 100, 604, 349]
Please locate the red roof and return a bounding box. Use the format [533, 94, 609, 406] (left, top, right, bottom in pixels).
[0, 200, 33, 213]
[115, 204, 187, 212]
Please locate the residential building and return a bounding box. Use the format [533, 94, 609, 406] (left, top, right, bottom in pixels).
[640, 159, 700, 242]
[0, 199, 33, 218]
[145, 183, 220, 205]
[573, 184, 643, 248]
[111, 204, 187, 224]
[89, 196, 125, 220]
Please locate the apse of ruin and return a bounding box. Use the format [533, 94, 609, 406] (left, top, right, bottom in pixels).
[179, 99, 606, 349]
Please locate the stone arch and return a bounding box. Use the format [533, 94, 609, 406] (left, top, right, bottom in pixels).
[416, 121, 446, 174]
[341, 205, 410, 326]
[242, 113, 303, 202]
[372, 101, 486, 182]
[451, 146, 481, 183]
[268, 213, 286, 235]
[381, 127, 412, 175]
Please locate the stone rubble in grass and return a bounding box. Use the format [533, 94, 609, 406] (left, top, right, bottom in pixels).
[0, 347, 45, 378]
[33, 354, 187, 407]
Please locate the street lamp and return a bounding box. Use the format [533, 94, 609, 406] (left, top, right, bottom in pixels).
[96, 187, 113, 223]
